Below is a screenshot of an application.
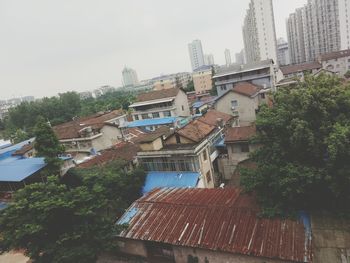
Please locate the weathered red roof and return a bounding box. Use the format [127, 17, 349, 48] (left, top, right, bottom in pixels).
[197, 110, 234, 127]
[225, 125, 256, 143]
[319, 49, 350, 61]
[118, 188, 311, 262]
[53, 110, 124, 140]
[78, 142, 139, 168]
[136, 88, 180, 103]
[177, 120, 216, 143]
[232, 82, 261, 97]
[280, 62, 321, 75]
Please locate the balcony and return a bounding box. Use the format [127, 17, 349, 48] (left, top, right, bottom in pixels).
[141, 160, 200, 173]
[215, 73, 271, 86]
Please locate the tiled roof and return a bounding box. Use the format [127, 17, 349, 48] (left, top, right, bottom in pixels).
[12, 143, 34, 156]
[78, 142, 140, 168]
[319, 49, 350, 61]
[136, 88, 180, 103]
[280, 62, 321, 75]
[225, 125, 256, 143]
[53, 110, 124, 140]
[135, 126, 172, 143]
[232, 82, 261, 97]
[214, 59, 273, 78]
[177, 120, 216, 143]
[118, 188, 312, 263]
[197, 110, 233, 127]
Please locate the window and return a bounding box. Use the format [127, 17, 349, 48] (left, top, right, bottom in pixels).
[163, 111, 171, 117]
[134, 115, 139, 120]
[206, 171, 212, 183]
[202, 150, 208, 161]
[152, 112, 160, 118]
[181, 105, 184, 111]
[261, 93, 266, 99]
[231, 100, 238, 107]
[141, 114, 149, 119]
[241, 143, 250, 153]
[175, 134, 181, 144]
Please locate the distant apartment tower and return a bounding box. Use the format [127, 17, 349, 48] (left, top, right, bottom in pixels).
[235, 49, 246, 65]
[188, 40, 205, 71]
[287, 0, 350, 64]
[122, 67, 139, 87]
[242, 0, 278, 64]
[277, 38, 290, 66]
[225, 49, 232, 66]
[204, 54, 215, 66]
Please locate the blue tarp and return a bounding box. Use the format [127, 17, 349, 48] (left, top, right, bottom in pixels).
[127, 117, 177, 128]
[0, 157, 47, 182]
[142, 171, 200, 194]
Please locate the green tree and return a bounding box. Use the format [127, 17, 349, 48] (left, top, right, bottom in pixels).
[241, 74, 350, 215]
[345, 70, 350, 79]
[34, 117, 64, 174]
[0, 177, 119, 263]
[184, 80, 194, 92]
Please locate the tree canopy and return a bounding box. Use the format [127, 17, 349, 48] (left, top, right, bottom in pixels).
[0, 162, 146, 262]
[241, 74, 350, 216]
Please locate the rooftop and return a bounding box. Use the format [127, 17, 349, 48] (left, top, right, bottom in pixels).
[53, 110, 124, 140]
[78, 142, 140, 168]
[126, 117, 177, 128]
[118, 187, 312, 263]
[280, 62, 322, 75]
[142, 171, 199, 194]
[213, 59, 273, 79]
[319, 49, 350, 61]
[197, 110, 233, 127]
[134, 126, 172, 144]
[225, 125, 256, 143]
[135, 87, 180, 103]
[177, 119, 216, 143]
[232, 82, 261, 97]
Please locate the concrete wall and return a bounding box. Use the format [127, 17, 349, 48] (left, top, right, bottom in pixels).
[322, 56, 350, 77]
[174, 90, 190, 117]
[214, 92, 259, 124]
[92, 126, 122, 151]
[117, 239, 148, 258]
[165, 134, 195, 145]
[193, 70, 213, 94]
[139, 137, 163, 151]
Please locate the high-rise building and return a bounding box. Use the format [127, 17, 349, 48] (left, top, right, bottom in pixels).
[235, 49, 246, 65]
[287, 0, 350, 64]
[204, 54, 215, 66]
[122, 67, 139, 87]
[224, 49, 232, 66]
[242, 0, 277, 64]
[277, 38, 290, 66]
[188, 40, 205, 71]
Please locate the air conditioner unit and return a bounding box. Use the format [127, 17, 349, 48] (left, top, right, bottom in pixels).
[231, 106, 236, 111]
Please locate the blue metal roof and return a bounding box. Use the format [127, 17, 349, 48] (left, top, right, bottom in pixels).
[127, 117, 177, 128]
[0, 138, 35, 157]
[0, 157, 47, 182]
[142, 171, 200, 194]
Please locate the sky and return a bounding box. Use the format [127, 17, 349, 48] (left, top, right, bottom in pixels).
[0, 0, 307, 99]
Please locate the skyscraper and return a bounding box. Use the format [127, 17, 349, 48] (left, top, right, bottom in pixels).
[276, 38, 290, 66]
[235, 49, 246, 65]
[122, 67, 139, 87]
[242, 0, 277, 64]
[188, 40, 205, 71]
[224, 49, 232, 66]
[287, 0, 350, 64]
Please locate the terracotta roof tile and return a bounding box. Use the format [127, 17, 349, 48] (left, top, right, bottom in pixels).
[232, 82, 261, 97]
[280, 62, 322, 75]
[225, 125, 256, 142]
[136, 88, 180, 102]
[118, 187, 312, 263]
[319, 49, 350, 61]
[197, 110, 234, 126]
[78, 142, 139, 168]
[177, 120, 216, 143]
[53, 110, 124, 140]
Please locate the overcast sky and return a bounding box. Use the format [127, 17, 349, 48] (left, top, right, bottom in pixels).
[0, 0, 307, 99]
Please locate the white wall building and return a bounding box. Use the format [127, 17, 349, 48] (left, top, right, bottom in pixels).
[225, 49, 232, 66]
[122, 67, 139, 87]
[188, 40, 205, 71]
[242, 0, 278, 64]
[287, 0, 350, 64]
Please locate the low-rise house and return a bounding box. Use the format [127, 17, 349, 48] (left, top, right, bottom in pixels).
[117, 187, 312, 263]
[217, 125, 257, 182]
[152, 72, 192, 91]
[213, 82, 267, 126]
[136, 110, 234, 190]
[280, 62, 322, 79]
[128, 88, 190, 121]
[192, 65, 213, 95]
[213, 59, 282, 97]
[53, 110, 127, 161]
[317, 49, 350, 77]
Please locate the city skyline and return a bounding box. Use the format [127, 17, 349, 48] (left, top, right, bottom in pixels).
[1, 0, 308, 99]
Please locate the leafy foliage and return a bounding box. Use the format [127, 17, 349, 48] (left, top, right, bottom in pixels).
[0, 162, 145, 262]
[241, 74, 350, 215]
[184, 80, 194, 92]
[34, 117, 64, 174]
[345, 70, 350, 79]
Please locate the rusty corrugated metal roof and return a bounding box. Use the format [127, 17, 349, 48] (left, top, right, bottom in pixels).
[118, 188, 312, 262]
